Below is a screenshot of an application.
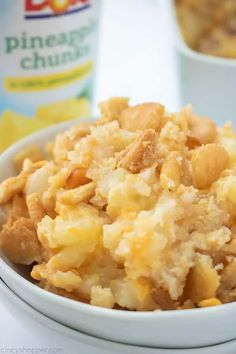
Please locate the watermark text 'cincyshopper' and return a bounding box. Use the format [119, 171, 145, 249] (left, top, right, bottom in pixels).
[0, 347, 64, 354]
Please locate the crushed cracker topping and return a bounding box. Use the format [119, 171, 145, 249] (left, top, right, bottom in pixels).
[0, 98, 236, 311]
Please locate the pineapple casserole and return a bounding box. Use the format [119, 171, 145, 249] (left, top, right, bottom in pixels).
[1, 98, 236, 311]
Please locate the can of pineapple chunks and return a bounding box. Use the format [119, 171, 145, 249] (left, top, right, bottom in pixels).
[0, 0, 101, 152]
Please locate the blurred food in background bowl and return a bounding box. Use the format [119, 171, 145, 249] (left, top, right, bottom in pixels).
[168, 0, 236, 125]
[175, 0, 236, 59]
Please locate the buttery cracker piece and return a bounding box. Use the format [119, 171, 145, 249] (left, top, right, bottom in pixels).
[118, 129, 157, 173]
[10, 195, 28, 220]
[119, 103, 165, 132]
[14, 145, 43, 170]
[66, 168, 91, 189]
[22, 159, 47, 174]
[219, 259, 236, 291]
[191, 144, 229, 189]
[187, 115, 217, 148]
[68, 122, 91, 141]
[57, 182, 96, 205]
[26, 193, 46, 225]
[99, 97, 129, 122]
[218, 288, 236, 304]
[42, 168, 71, 212]
[0, 217, 41, 265]
[0, 206, 7, 230]
[0, 172, 27, 204]
[152, 288, 177, 310]
[160, 152, 182, 191]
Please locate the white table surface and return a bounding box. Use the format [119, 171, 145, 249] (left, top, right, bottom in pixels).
[0, 1, 179, 352]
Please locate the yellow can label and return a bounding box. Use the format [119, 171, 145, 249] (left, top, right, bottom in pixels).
[0, 0, 101, 151]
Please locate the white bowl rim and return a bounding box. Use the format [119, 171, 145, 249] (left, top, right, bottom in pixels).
[2, 278, 236, 353]
[1, 119, 236, 321]
[168, 0, 236, 67]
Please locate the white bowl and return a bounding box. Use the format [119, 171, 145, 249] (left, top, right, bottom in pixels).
[1, 122, 236, 349]
[1, 279, 236, 354]
[168, 0, 236, 125]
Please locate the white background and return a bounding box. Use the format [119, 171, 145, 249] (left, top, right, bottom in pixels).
[95, 0, 179, 112]
[0, 0, 179, 353]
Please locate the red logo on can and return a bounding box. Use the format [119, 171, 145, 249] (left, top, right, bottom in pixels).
[25, 0, 89, 15]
